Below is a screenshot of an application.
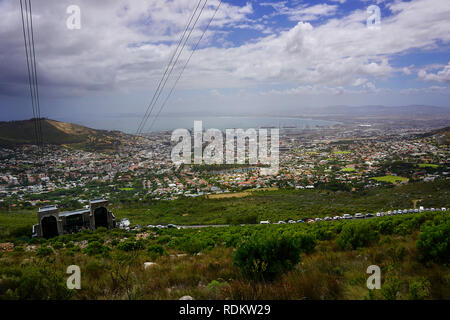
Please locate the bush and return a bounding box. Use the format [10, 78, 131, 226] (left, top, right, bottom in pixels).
[173, 237, 215, 254]
[417, 222, 450, 264]
[381, 277, 401, 300]
[408, 277, 431, 300]
[84, 240, 110, 256]
[52, 241, 64, 250]
[36, 246, 53, 257]
[0, 266, 73, 300]
[233, 234, 301, 281]
[336, 223, 379, 250]
[117, 239, 145, 252]
[296, 233, 317, 254]
[147, 244, 165, 258]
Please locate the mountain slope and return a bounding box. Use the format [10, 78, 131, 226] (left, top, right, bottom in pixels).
[0, 118, 125, 149]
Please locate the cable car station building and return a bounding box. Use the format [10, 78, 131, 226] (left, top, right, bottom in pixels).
[35, 199, 116, 238]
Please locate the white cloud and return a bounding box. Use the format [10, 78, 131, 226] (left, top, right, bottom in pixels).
[418, 63, 450, 82]
[0, 0, 449, 107]
[400, 86, 450, 94]
[260, 2, 339, 21]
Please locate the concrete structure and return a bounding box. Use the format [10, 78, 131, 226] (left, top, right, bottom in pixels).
[34, 199, 116, 238]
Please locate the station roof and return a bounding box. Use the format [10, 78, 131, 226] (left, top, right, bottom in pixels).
[89, 199, 107, 204]
[38, 206, 58, 213]
[59, 209, 90, 217]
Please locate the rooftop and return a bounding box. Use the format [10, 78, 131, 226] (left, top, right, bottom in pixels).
[38, 205, 58, 213]
[59, 209, 90, 217]
[89, 198, 107, 204]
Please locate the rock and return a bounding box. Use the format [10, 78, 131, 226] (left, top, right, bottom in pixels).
[76, 240, 88, 249]
[179, 295, 194, 300]
[136, 233, 150, 240]
[0, 243, 14, 252]
[144, 262, 157, 269]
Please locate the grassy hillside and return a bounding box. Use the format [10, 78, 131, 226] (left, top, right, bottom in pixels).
[111, 180, 449, 226]
[0, 119, 125, 150]
[0, 211, 448, 300]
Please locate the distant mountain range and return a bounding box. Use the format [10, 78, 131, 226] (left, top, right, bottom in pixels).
[289, 105, 450, 119]
[0, 118, 127, 150]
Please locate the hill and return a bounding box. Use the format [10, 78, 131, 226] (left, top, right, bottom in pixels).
[0, 118, 127, 150]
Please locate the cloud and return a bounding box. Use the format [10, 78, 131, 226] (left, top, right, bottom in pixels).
[400, 86, 450, 94]
[0, 0, 449, 109]
[260, 2, 339, 21]
[418, 63, 450, 83]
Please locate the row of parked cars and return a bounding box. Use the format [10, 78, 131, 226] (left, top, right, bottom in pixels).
[118, 218, 181, 231]
[260, 207, 447, 225]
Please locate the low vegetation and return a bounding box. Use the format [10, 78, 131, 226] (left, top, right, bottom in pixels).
[0, 210, 449, 300]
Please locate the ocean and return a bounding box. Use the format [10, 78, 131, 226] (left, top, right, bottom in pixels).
[55, 115, 339, 134]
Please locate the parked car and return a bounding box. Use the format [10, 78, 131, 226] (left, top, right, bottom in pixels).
[442, 207, 447, 211]
[333, 216, 341, 220]
[376, 212, 384, 217]
[387, 211, 392, 215]
[167, 224, 180, 229]
[354, 213, 364, 219]
[365, 213, 374, 218]
[296, 219, 305, 223]
[414, 209, 419, 213]
[315, 218, 323, 222]
[260, 220, 270, 224]
[306, 219, 315, 223]
[288, 220, 296, 224]
[277, 221, 286, 224]
[343, 214, 352, 220]
[147, 225, 156, 229]
[156, 225, 166, 229]
[324, 216, 332, 221]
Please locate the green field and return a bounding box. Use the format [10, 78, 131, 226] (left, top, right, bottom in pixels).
[418, 164, 439, 168]
[341, 167, 356, 172]
[372, 175, 409, 183]
[119, 188, 134, 191]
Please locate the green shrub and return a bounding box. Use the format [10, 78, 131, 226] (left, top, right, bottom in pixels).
[36, 246, 53, 257]
[175, 237, 215, 254]
[147, 244, 165, 258]
[117, 239, 145, 251]
[0, 266, 73, 300]
[83, 240, 110, 256]
[417, 222, 450, 264]
[381, 277, 401, 300]
[233, 234, 301, 281]
[336, 223, 379, 250]
[52, 241, 64, 250]
[408, 277, 431, 300]
[156, 235, 171, 245]
[296, 233, 317, 254]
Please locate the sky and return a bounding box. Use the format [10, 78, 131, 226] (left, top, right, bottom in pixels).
[0, 0, 449, 129]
